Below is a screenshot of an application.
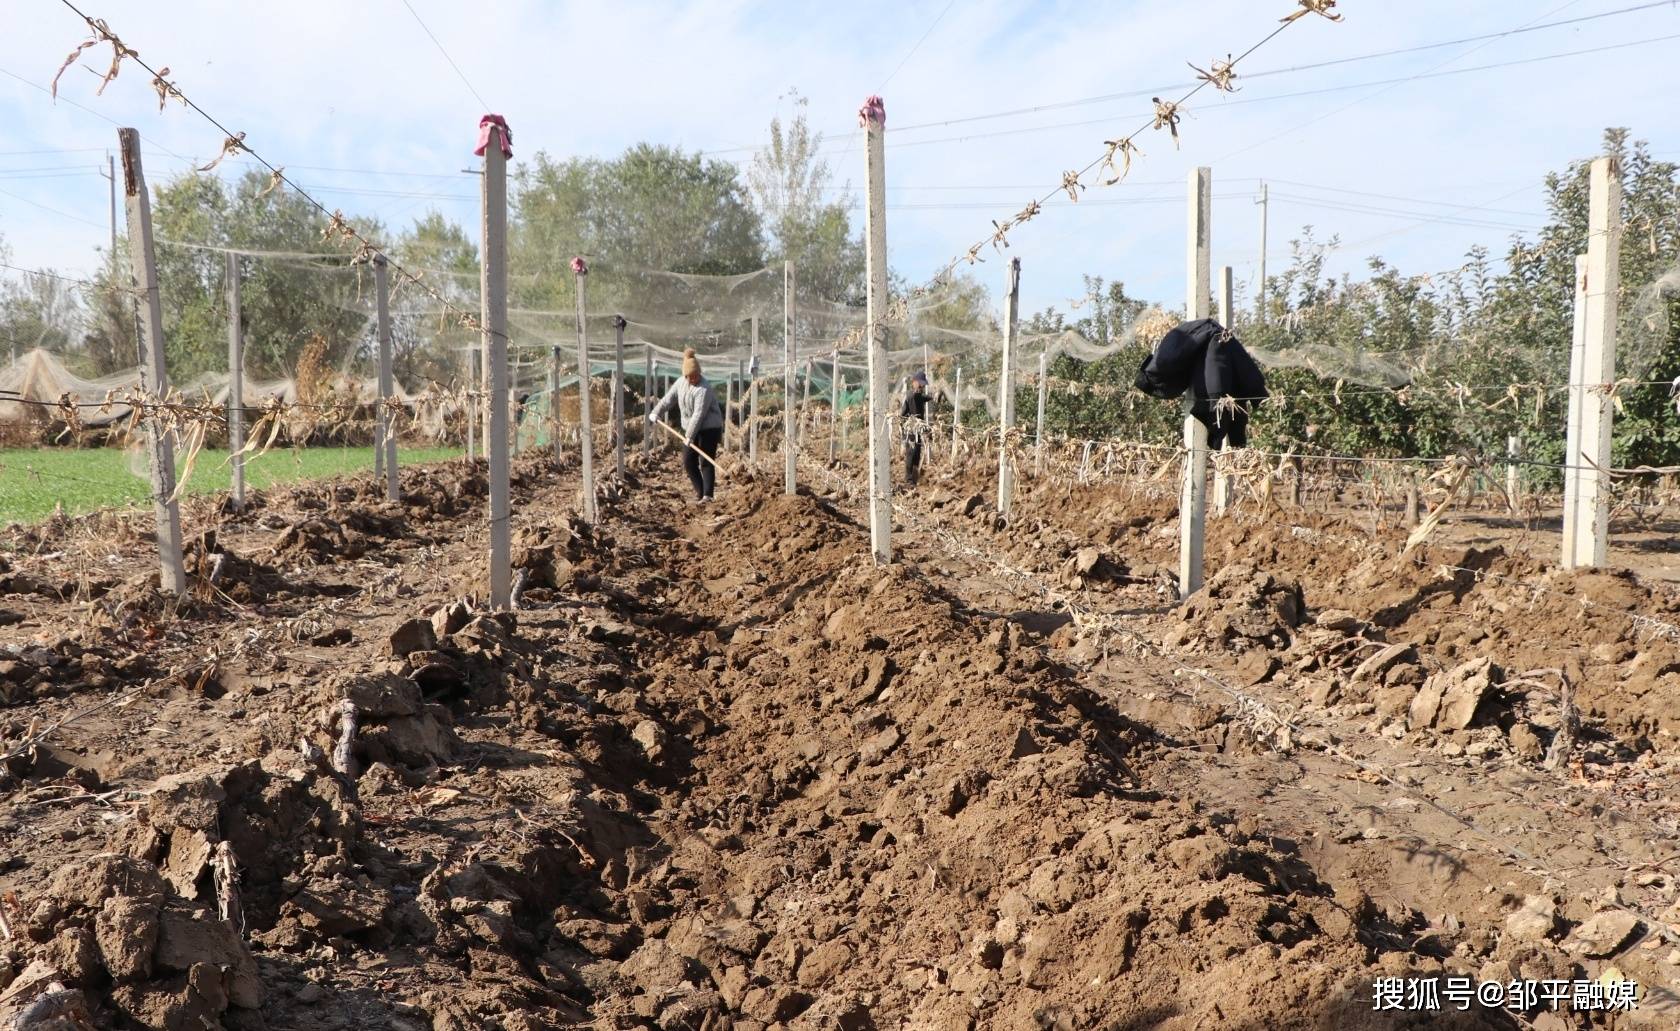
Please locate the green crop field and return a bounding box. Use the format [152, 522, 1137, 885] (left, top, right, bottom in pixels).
[0, 446, 460, 524]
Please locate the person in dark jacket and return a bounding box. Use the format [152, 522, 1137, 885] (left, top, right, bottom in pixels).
[648, 348, 725, 502]
[901, 371, 932, 487]
[1134, 318, 1266, 448]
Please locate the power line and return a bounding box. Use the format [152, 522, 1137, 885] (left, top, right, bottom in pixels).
[878, 0, 959, 91]
[1219, 0, 1595, 162]
[1265, 179, 1543, 219]
[0, 65, 192, 163]
[1268, 193, 1541, 232]
[704, 31, 1680, 162]
[700, 1, 1680, 158]
[0, 184, 111, 231]
[47, 0, 495, 339]
[397, 0, 491, 111]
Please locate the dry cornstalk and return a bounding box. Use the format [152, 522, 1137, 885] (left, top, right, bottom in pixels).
[331, 699, 359, 779]
[214, 841, 243, 934]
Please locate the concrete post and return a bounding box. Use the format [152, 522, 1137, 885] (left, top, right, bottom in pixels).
[119, 128, 185, 597]
[225, 251, 246, 511]
[784, 261, 797, 495]
[1569, 158, 1622, 568]
[997, 257, 1021, 517]
[374, 256, 398, 502]
[1562, 255, 1589, 567]
[1180, 166, 1212, 600]
[862, 95, 892, 563]
[480, 121, 511, 608]
[574, 265, 597, 523]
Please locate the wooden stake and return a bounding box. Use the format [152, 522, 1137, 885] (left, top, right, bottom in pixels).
[1505, 434, 1520, 514]
[1562, 254, 1589, 567]
[736, 358, 747, 454]
[748, 315, 760, 464]
[613, 316, 626, 479]
[557, 345, 571, 463]
[783, 260, 797, 496]
[829, 348, 841, 463]
[839, 372, 850, 453]
[1214, 264, 1234, 517]
[225, 251, 245, 512]
[1571, 156, 1621, 568]
[997, 257, 1021, 518]
[118, 128, 185, 597]
[862, 96, 892, 563]
[574, 267, 597, 523]
[374, 256, 398, 502]
[799, 357, 813, 446]
[1255, 182, 1269, 318]
[1179, 166, 1212, 601]
[480, 122, 511, 608]
[1034, 350, 1049, 476]
[464, 345, 476, 460]
[642, 343, 654, 458]
[951, 365, 962, 464]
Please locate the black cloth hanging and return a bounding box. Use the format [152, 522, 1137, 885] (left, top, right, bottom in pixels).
[1133, 318, 1267, 449]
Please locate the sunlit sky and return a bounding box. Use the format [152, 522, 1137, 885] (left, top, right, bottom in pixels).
[3, 0, 1678, 318]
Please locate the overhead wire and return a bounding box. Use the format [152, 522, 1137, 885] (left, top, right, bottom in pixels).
[700, 1, 1680, 158]
[1218, 0, 1596, 162]
[397, 0, 492, 111]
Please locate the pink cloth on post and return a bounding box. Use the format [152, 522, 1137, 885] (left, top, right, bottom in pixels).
[858, 95, 885, 129]
[474, 114, 513, 158]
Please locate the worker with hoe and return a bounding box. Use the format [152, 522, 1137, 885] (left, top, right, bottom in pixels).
[648, 347, 726, 503]
[901, 370, 932, 488]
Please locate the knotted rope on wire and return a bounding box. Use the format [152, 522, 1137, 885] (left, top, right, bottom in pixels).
[52, 14, 135, 98]
[1189, 54, 1239, 93]
[198, 132, 247, 173]
[1282, 0, 1343, 23]
[1150, 98, 1182, 149]
[149, 67, 184, 112]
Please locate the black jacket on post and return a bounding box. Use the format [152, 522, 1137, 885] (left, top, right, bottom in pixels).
[1133, 318, 1267, 449]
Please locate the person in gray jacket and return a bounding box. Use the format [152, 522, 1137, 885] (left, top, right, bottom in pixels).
[648, 347, 726, 502]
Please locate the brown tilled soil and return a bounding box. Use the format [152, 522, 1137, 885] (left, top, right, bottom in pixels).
[2, 445, 1679, 1029]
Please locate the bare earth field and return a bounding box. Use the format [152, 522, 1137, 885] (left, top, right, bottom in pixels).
[2, 444, 1679, 1029]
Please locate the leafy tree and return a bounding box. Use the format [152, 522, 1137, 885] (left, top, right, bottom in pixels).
[747, 90, 867, 308]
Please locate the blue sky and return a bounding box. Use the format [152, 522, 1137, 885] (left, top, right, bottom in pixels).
[2, 0, 1678, 320]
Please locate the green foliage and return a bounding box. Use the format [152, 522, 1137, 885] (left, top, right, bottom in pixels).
[1014, 130, 1680, 479]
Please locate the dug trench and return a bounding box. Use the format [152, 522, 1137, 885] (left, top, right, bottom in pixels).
[873, 457, 1680, 1025]
[0, 448, 1658, 1028]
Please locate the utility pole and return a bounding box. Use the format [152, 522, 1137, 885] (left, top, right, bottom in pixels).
[1255, 182, 1268, 318]
[98, 153, 117, 257]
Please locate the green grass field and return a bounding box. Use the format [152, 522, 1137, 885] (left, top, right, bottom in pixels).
[0, 446, 460, 524]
